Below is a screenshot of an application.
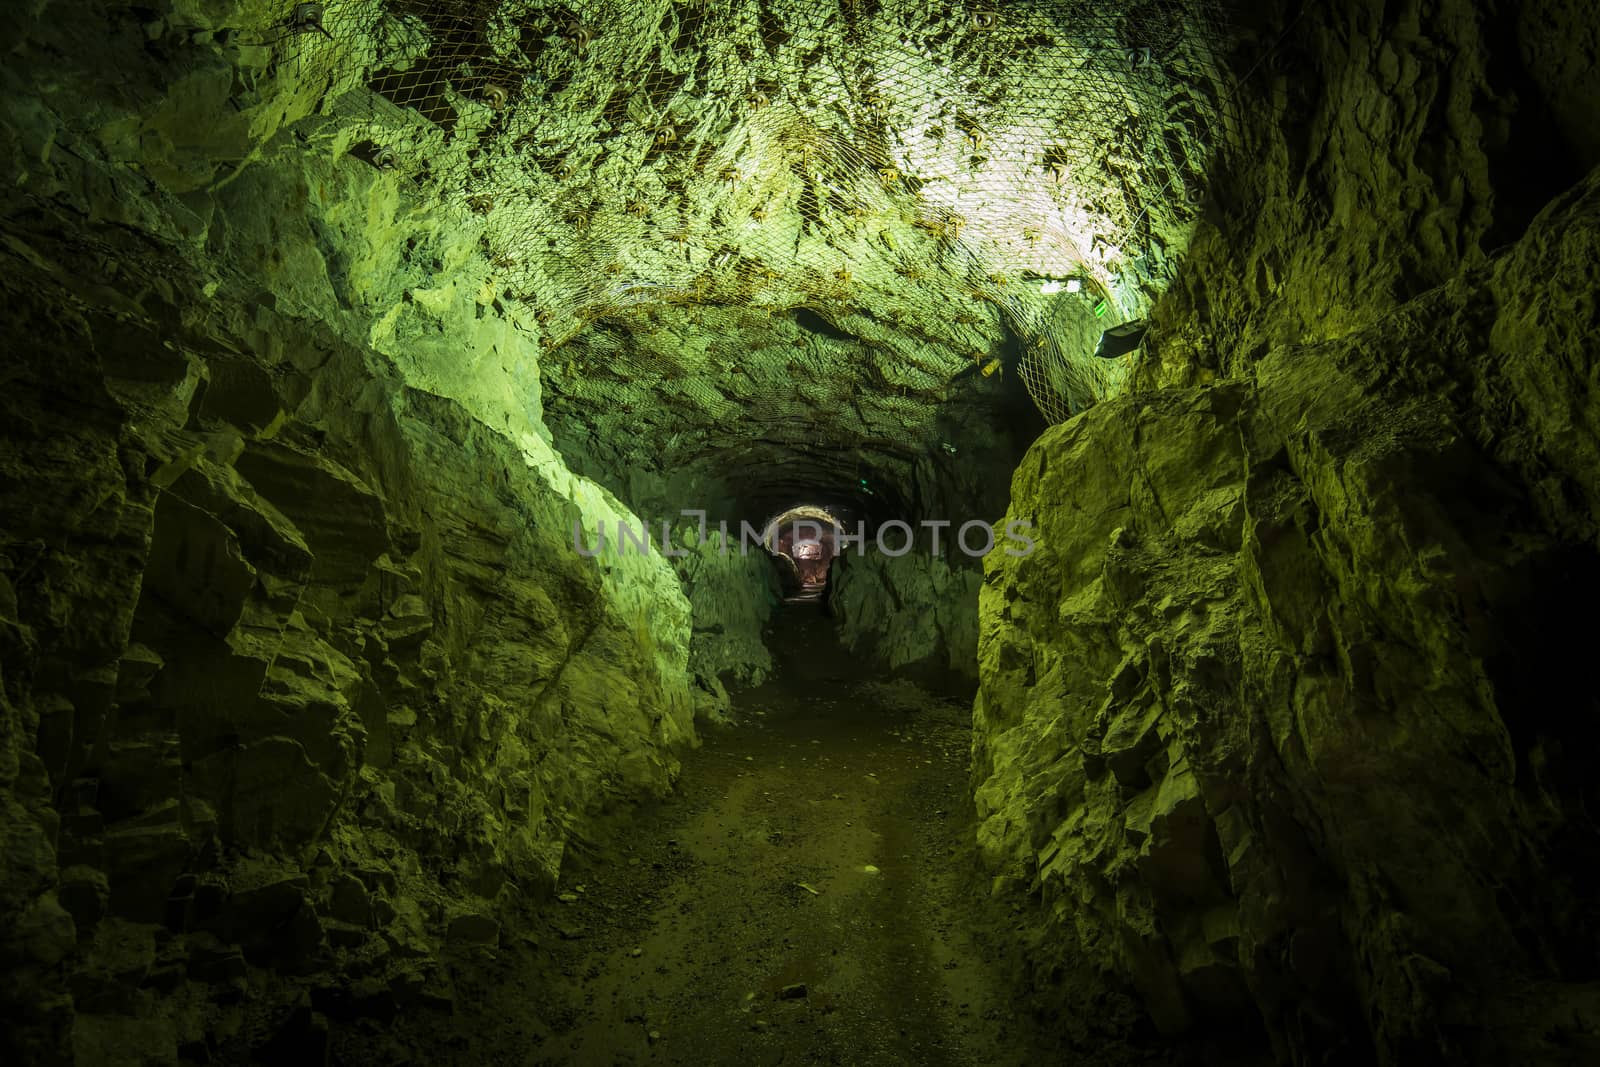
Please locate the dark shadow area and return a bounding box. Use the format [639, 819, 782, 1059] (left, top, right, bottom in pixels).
[1483, 544, 1600, 978]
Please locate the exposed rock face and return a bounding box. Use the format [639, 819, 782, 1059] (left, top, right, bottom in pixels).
[974, 169, 1600, 1064]
[265, 0, 1228, 430]
[540, 300, 1041, 534]
[671, 525, 781, 707]
[0, 0, 1058, 531]
[1151, 0, 1600, 386]
[4, 0, 1600, 1064]
[0, 217, 694, 1061]
[0, 8, 741, 1054]
[968, 2, 1600, 1061]
[829, 550, 982, 688]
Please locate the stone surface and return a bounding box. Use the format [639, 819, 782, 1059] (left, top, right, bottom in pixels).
[0, 210, 695, 1058]
[1148, 0, 1600, 389]
[0, 4, 742, 1054]
[828, 549, 982, 687]
[3, 0, 1600, 1064]
[964, 2, 1600, 1059]
[670, 524, 781, 695]
[973, 168, 1600, 1065]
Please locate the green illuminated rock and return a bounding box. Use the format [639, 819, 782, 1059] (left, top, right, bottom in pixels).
[975, 167, 1600, 1064]
[829, 549, 982, 686]
[0, 224, 694, 1059]
[2, 0, 1600, 1063]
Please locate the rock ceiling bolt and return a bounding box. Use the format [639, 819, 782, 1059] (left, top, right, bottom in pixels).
[374, 146, 397, 171]
[290, 2, 331, 40]
[565, 24, 595, 54]
[972, 9, 999, 30]
[484, 84, 510, 110]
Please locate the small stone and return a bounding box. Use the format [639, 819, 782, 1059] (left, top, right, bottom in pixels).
[630, 946, 643, 957]
[446, 913, 500, 947]
[558, 892, 579, 903]
[327, 873, 372, 926]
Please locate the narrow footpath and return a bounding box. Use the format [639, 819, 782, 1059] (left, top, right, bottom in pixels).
[529, 605, 1057, 1065]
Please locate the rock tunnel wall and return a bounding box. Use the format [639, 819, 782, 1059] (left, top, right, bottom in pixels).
[0, 210, 698, 1062]
[829, 549, 982, 688]
[0, 3, 705, 1061]
[970, 0, 1600, 1062]
[671, 524, 781, 713]
[5, 0, 1599, 1063]
[1151, 0, 1600, 384]
[183, 0, 1216, 527]
[272, 0, 1232, 422]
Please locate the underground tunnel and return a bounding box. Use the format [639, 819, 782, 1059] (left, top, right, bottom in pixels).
[3, 0, 1600, 1064]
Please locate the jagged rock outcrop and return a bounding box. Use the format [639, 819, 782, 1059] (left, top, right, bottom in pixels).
[829, 550, 981, 687]
[973, 170, 1600, 1064]
[1150, 0, 1600, 388]
[3, 0, 1051, 531]
[670, 525, 781, 715]
[967, 3, 1600, 1061]
[0, 216, 695, 1062]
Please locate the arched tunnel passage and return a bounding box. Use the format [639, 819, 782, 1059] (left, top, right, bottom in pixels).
[761, 503, 844, 603]
[7, 2, 1600, 1066]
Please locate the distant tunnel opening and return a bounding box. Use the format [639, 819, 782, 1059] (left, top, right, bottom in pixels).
[761, 504, 844, 603]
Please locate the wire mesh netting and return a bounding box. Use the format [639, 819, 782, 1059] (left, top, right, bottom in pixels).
[269, 0, 1231, 423]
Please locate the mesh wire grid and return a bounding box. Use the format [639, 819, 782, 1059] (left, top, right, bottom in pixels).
[270, 0, 1232, 423]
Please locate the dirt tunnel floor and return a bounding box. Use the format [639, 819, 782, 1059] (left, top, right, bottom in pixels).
[520, 608, 1059, 1065]
[356, 607, 1094, 1066]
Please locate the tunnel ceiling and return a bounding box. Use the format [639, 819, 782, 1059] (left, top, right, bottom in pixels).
[270, 0, 1230, 518]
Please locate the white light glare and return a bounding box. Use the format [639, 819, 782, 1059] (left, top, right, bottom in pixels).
[1065, 278, 1083, 293]
[1039, 280, 1063, 295]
